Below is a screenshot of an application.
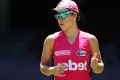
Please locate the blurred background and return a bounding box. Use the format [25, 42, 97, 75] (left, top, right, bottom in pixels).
[0, 0, 120, 80]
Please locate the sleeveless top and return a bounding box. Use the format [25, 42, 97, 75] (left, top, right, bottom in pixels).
[52, 29, 91, 80]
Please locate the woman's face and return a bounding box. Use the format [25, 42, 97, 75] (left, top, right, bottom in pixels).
[55, 11, 77, 31]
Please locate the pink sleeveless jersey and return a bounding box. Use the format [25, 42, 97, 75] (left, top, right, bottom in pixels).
[53, 30, 91, 80]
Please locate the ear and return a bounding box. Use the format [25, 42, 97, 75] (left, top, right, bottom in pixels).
[73, 12, 78, 18]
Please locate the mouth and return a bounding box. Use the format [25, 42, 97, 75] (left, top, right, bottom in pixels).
[60, 23, 64, 26]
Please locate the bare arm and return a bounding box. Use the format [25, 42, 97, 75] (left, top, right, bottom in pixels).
[40, 35, 54, 76]
[40, 35, 65, 77]
[89, 35, 104, 74]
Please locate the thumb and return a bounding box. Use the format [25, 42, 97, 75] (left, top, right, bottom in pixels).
[92, 53, 98, 58]
[91, 57, 98, 63]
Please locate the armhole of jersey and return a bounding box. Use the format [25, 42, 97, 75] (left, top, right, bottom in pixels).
[50, 31, 60, 65]
[87, 33, 92, 78]
[89, 54, 92, 77]
[50, 31, 61, 66]
[50, 43, 54, 80]
[50, 31, 61, 80]
[50, 59, 54, 80]
[50, 33, 56, 67]
[52, 31, 61, 52]
[81, 31, 93, 77]
[50, 55, 54, 80]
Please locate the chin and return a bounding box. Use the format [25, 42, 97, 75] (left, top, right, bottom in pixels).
[60, 25, 68, 31]
[61, 28, 68, 32]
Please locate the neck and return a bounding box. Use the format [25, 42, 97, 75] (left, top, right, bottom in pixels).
[63, 24, 79, 39]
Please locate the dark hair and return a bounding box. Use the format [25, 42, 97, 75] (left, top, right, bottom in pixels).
[77, 13, 86, 28]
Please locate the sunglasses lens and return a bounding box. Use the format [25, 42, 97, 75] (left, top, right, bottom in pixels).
[54, 15, 57, 19]
[54, 11, 73, 19]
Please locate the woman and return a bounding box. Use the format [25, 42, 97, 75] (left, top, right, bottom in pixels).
[40, 0, 104, 80]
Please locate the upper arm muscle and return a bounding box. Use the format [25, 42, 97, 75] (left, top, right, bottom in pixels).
[40, 35, 54, 66]
[89, 35, 102, 62]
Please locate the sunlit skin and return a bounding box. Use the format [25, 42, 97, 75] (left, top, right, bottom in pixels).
[40, 11, 104, 77]
[56, 12, 79, 43]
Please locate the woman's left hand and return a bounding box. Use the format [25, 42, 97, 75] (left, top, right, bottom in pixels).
[90, 57, 99, 69]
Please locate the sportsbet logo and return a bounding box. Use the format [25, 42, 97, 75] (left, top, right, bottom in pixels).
[58, 60, 87, 71]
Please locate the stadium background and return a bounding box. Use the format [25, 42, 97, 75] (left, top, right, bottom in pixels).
[0, 0, 120, 80]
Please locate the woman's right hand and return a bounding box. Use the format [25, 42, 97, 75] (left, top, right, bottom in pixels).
[49, 64, 66, 77]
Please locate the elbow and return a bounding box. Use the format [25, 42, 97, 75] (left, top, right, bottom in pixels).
[40, 63, 45, 73]
[40, 66, 43, 74]
[40, 63, 51, 76]
[40, 63, 44, 74]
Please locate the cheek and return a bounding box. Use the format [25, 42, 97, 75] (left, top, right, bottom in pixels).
[66, 19, 73, 25]
[57, 20, 61, 23]
[66, 16, 74, 22]
[64, 18, 71, 24]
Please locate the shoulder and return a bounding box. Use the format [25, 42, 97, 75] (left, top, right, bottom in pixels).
[44, 34, 54, 45]
[42, 34, 54, 50]
[44, 31, 61, 45]
[80, 30, 98, 42]
[86, 33, 99, 45]
[80, 30, 93, 38]
[87, 32, 98, 42]
[89, 34, 97, 40]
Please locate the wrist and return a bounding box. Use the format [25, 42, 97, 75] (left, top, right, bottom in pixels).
[48, 67, 55, 75]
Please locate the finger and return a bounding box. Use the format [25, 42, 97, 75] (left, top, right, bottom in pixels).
[91, 60, 98, 65]
[58, 74, 66, 77]
[91, 60, 98, 64]
[58, 69, 65, 73]
[57, 69, 64, 73]
[90, 63, 96, 68]
[92, 53, 98, 58]
[55, 65, 64, 70]
[91, 57, 98, 60]
[91, 61, 98, 66]
[54, 70, 66, 77]
[60, 70, 64, 74]
[57, 65, 65, 69]
[91, 58, 98, 62]
[90, 61, 98, 68]
[61, 63, 68, 68]
[91, 63, 96, 66]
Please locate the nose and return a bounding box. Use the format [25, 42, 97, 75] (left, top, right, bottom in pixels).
[57, 18, 63, 23]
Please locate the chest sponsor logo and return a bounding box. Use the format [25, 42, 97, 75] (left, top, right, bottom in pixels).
[55, 50, 71, 56]
[76, 49, 86, 57]
[57, 60, 87, 71]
